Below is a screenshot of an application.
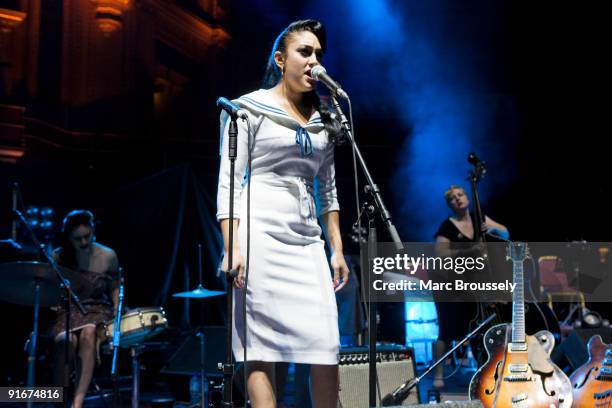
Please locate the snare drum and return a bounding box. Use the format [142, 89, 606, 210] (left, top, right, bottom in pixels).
[103, 307, 168, 347]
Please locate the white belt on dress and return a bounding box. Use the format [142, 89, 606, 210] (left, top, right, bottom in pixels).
[251, 175, 316, 220]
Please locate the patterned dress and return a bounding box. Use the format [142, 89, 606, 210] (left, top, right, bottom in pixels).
[52, 266, 118, 337]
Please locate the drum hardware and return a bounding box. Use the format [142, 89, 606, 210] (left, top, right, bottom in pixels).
[0, 257, 88, 408]
[101, 306, 168, 408]
[97, 305, 169, 408]
[131, 344, 145, 408]
[172, 286, 226, 299]
[171, 244, 226, 300]
[171, 243, 225, 407]
[10, 208, 89, 404]
[101, 307, 169, 348]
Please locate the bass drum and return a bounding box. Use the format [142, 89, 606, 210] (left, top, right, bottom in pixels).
[102, 307, 168, 347]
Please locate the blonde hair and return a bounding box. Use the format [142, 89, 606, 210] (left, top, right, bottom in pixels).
[444, 185, 467, 205]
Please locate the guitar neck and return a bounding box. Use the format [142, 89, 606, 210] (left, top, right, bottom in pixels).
[511, 259, 526, 344]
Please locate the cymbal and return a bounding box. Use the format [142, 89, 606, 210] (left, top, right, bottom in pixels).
[172, 285, 225, 299]
[0, 261, 92, 307]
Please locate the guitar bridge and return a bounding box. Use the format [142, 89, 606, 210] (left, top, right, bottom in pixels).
[504, 374, 531, 382]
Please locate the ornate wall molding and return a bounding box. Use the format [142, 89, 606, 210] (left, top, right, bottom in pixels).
[138, 0, 230, 62]
[90, 0, 131, 35]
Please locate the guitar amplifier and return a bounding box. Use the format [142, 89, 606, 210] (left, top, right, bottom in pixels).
[338, 345, 419, 407]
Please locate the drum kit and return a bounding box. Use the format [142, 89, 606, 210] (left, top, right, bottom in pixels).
[0, 251, 226, 408]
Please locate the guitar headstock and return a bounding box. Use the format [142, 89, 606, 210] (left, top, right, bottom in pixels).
[506, 241, 530, 262]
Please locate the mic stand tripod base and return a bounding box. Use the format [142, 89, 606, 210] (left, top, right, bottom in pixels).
[381, 314, 496, 406]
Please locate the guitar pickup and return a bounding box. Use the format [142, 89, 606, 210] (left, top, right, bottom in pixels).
[508, 343, 527, 352]
[508, 364, 529, 373]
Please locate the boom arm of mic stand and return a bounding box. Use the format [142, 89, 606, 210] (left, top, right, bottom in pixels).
[14, 210, 87, 315]
[381, 314, 496, 406]
[330, 97, 403, 251]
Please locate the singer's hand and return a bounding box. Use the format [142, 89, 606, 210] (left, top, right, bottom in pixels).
[481, 222, 489, 232]
[331, 252, 350, 292]
[222, 250, 246, 289]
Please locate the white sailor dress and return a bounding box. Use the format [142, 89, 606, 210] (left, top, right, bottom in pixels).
[216, 89, 340, 364]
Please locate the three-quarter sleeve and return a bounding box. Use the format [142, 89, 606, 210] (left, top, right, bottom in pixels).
[216, 111, 251, 221]
[315, 143, 340, 216]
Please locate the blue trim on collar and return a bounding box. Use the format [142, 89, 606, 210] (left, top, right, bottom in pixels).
[239, 96, 288, 117]
[239, 94, 323, 127]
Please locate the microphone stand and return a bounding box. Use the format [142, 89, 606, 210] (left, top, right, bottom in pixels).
[14, 210, 87, 408]
[331, 97, 403, 251]
[223, 113, 240, 408]
[330, 96, 403, 407]
[381, 314, 495, 406]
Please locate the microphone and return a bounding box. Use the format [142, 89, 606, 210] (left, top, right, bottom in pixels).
[216, 97, 248, 120]
[311, 65, 348, 100]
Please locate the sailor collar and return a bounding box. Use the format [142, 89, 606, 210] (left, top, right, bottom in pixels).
[235, 89, 324, 131]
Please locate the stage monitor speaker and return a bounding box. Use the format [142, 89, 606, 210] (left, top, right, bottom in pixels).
[161, 326, 225, 377]
[338, 345, 418, 407]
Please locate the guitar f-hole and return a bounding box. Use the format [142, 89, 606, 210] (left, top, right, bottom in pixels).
[573, 366, 597, 389]
[538, 372, 557, 397]
[485, 360, 503, 395]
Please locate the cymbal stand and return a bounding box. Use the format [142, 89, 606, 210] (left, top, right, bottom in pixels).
[196, 244, 209, 408]
[189, 330, 209, 408]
